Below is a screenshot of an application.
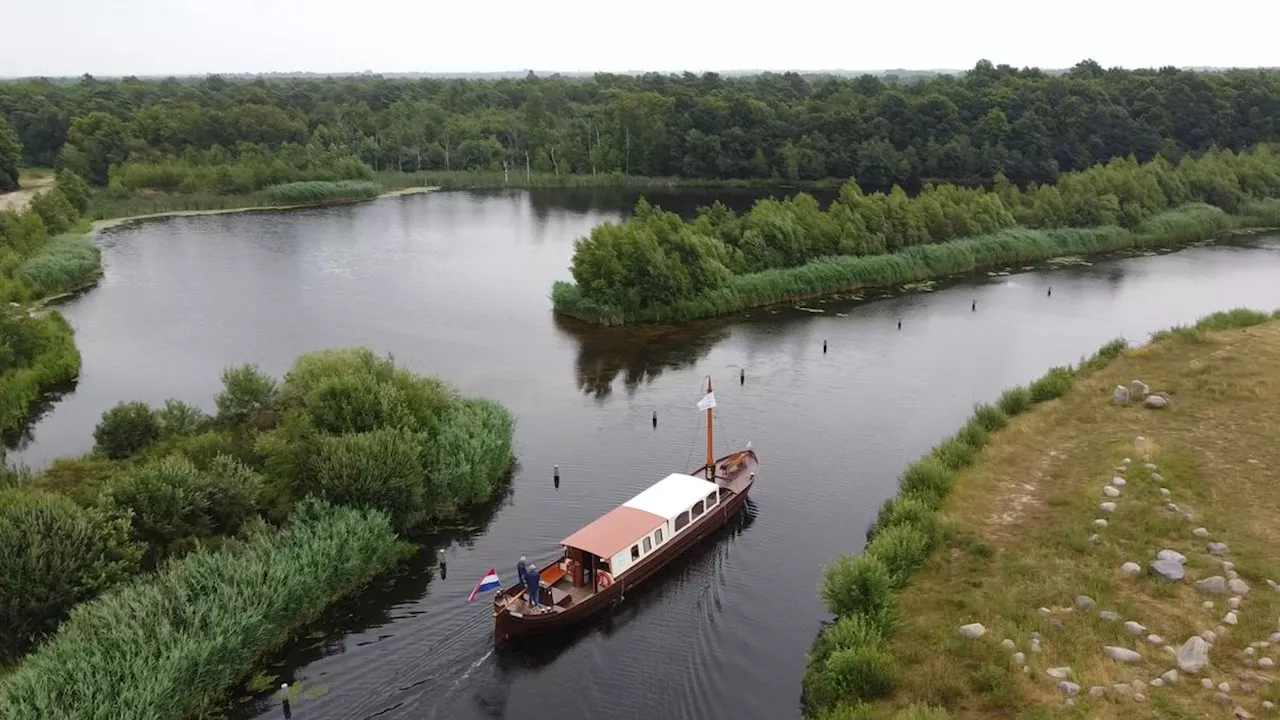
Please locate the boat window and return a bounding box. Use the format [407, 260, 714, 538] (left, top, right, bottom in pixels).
[673, 511, 690, 533]
[631, 544, 640, 561]
[655, 528, 664, 545]
[643, 536, 652, 553]
[691, 500, 705, 519]
[706, 490, 717, 507]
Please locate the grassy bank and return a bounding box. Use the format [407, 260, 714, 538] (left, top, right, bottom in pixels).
[14, 233, 102, 297]
[0, 501, 408, 718]
[86, 179, 408, 222]
[372, 169, 822, 192]
[554, 204, 1270, 325]
[805, 308, 1280, 719]
[0, 311, 80, 435]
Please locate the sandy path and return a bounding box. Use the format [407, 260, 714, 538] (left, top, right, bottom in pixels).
[0, 173, 55, 213]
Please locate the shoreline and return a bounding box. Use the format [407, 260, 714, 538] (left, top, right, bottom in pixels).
[804, 308, 1280, 718]
[552, 220, 1279, 327]
[89, 185, 441, 235]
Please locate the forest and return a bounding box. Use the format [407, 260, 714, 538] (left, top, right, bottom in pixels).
[553, 145, 1280, 324]
[2, 61, 1280, 195]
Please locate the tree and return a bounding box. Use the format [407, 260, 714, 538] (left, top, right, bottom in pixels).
[215, 363, 279, 426]
[0, 116, 21, 192]
[94, 402, 161, 459]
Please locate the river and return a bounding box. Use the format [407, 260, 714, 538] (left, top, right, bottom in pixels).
[8, 188, 1280, 720]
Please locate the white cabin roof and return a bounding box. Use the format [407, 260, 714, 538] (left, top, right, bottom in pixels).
[622, 473, 719, 521]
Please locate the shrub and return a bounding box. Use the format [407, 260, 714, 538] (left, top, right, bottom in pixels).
[156, 398, 210, 438]
[1028, 366, 1073, 403]
[812, 614, 888, 665]
[995, 386, 1032, 416]
[170, 430, 240, 468]
[0, 489, 141, 663]
[819, 553, 896, 623]
[864, 523, 932, 588]
[307, 427, 427, 531]
[969, 403, 1008, 432]
[933, 436, 977, 471]
[27, 188, 77, 235]
[215, 363, 278, 425]
[93, 401, 160, 459]
[304, 372, 416, 435]
[105, 455, 213, 555]
[55, 170, 92, 213]
[0, 501, 405, 719]
[1078, 337, 1127, 374]
[14, 234, 102, 296]
[872, 495, 940, 545]
[200, 455, 264, 535]
[804, 646, 898, 712]
[283, 348, 456, 431]
[421, 397, 516, 507]
[897, 458, 954, 508]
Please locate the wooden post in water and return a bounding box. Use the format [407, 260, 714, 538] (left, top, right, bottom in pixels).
[437, 548, 447, 579]
[822, 340, 827, 353]
[740, 367, 745, 384]
[281, 684, 292, 718]
[554, 465, 560, 489]
[652, 410, 657, 428]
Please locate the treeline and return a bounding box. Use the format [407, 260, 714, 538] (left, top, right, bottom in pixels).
[0, 347, 514, 711]
[2, 61, 1280, 192]
[553, 145, 1280, 324]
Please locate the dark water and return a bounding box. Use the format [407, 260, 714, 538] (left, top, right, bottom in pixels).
[9, 187, 1280, 720]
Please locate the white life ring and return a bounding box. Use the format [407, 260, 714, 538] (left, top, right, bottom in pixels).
[596, 571, 614, 591]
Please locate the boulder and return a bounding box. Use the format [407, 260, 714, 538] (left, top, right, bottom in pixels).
[1208, 542, 1229, 557]
[1151, 559, 1185, 582]
[1151, 472, 1165, 484]
[1161, 669, 1180, 684]
[1125, 621, 1147, 636]
[1121, 562, 1142, 577]
[1060, 681, 1080, 697]
[1157, 549, 1188, 564]
[959, 623, 986, 639]
[1202, 678, 1216, 689]
[1224, 612, 1239, 626]
[1101, 502, 1117, 513]
[1145, 395, 1168, 409]
[1198, 576, 1229, 595]
[1113, 477, 1127, 487]
[1258, 657, 1275, 669]
[1194, 527, 1209, 538]
[1001, 638, 1016, 650]
[1229, 578, 1251, 595]
[1013, 651, 1026, 665]
[1104, 485, 1121, 497]
[1113, 385, 1131, 405]
[1229, 597, 1241, 610]
[1129, 380, 1150, 399]
[1105, 646, 1143, 663]
[1150, 678, 1165, 688]
[1089, 533, 1101, 544]
[1160, 488, 1171, 497]
[1148, 634, 1165, 645]
[1088, 686, 1106, 698]
[1177, 636, 1211, 674]
[1047, 666, 1072, 679]
[1093, 518, 1109, 528]
[1202, 630, 1217, 644]
[1204, 601, 1215, 609]
[1220, 682, 1232, 692]
[1100, 610, 1120, 622]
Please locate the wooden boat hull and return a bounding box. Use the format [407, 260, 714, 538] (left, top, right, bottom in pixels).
[494, 449, 757, 647]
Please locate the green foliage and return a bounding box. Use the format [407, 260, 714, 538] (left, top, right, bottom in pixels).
[261, 180, 381, 204]
[820, 553, 896, 622]
[872, 496, 940, 545]
[215, 363, 279, 426]
[1193, 308, 1273, 332]
[815, 703, 878, 720]
[0, 501, 405, 719]
[156, 398, 211, 438]
[1027, 366, 1074, 403]
[996, 386, 1033, 416]
[0, 116, 20, 192]
[93, 401, 160, 459]
[864, 523, 932, 588]
[420, 398, 516, 506]
[1078, 338, 1128, 374]
[804, 646, 898, 713]
[0, 311, 80, 434]
[14, 234, 101, 296]
[897, 457, 955, 508]
[55, 170, 92, 213]
[307, 428, 428, 532]
[894, 705, 952, 720]
[0, 488, 141, 663]
[27, 188, 77, 235]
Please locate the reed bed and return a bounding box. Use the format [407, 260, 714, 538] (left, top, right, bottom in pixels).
[260, 180, 382, 205]
[14, 234, 102, 296]
[373, 170, 793, 191]
[0, 501, 408, 719]
[0, 312, 80, 434]
[553, 205, 1248, 325]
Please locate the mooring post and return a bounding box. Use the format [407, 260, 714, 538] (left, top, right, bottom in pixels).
[823, 340, 827, 353]
[972, 299, 976, 312]
[652, 410, 657, 428]
[437, 548, 447, 579]
[1048, 285, 1052, 297]
[281, 684, 292, 719]
[897, 318, 901, 330]
[554, 464, 560, 489]
[739, 367, 745, 384]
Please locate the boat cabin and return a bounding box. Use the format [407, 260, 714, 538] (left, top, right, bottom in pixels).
[559, 473, 724, 593]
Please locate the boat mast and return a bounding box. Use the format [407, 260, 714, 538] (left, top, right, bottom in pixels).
[705, 375, 714, 474]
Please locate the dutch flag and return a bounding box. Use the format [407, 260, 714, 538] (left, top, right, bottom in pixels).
[469, 568, 502, 602]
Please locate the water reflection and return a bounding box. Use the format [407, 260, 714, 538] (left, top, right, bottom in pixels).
[554, 315, 731, 399]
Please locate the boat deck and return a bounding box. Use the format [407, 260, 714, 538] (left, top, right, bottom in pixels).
[710, 450, 757, 495]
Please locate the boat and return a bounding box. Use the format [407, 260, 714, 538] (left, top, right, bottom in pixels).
[492, 375, 758, 647]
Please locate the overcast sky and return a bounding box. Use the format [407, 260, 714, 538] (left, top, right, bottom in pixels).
[5, 0, 1278, 78]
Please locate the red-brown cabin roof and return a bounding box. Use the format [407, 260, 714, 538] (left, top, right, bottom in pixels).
[561, 506, 666, 559]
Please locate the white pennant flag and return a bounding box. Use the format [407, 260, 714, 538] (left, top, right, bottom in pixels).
[696, 391, 716, 412]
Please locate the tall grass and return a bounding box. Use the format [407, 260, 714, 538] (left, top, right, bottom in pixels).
[0, 312, 80, 434]
[0, 501, 408, 719]
[261, 180, 382, 205]
[805, 308, 1280, 717]
[554, 204, 1253, 325]
[372, 169, 801, 191]
[14, 234, 102, 296]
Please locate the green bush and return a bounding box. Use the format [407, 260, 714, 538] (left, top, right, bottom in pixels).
[307, 427, 428, 531]
[864, 523, 932, 588]
[0, 311, 80, 435]
[156, 398, 211, 438]
[215, 363, 278, 426]
[933, 436, 977, 471]
[200, 455, 264, 536]
[812, 614, 889, 666]
[55, 170, 92, 213]
[820, 553, 896, 623]
[872, 495, 940, 545]
[0, 489, 141, 663]
[283, 348, 456, 432]
[1027, 366, 1074, 403]
[261, 180, 381, 205]
[304, 372, 416, 435]
[27, 188, 77, 235]
[1078, 337, 1127, 374]
[93, 401, 160, 459]
[421, 397, 516, 506]
[0, 501, 406, 719]
[995, 386, 1032, 416]
[804, 646, 898, 712]
[897, 458, 955, 508]
[969, 403, 1008, 433]
[105, 455, 214, 554]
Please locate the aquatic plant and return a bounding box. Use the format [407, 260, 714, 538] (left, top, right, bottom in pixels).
[261, 180, 381, 205]
[0, 501, 407, 719]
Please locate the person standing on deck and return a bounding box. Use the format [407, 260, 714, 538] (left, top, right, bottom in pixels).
[516, 556, 527, 592]
[526, 563, 541, 607]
